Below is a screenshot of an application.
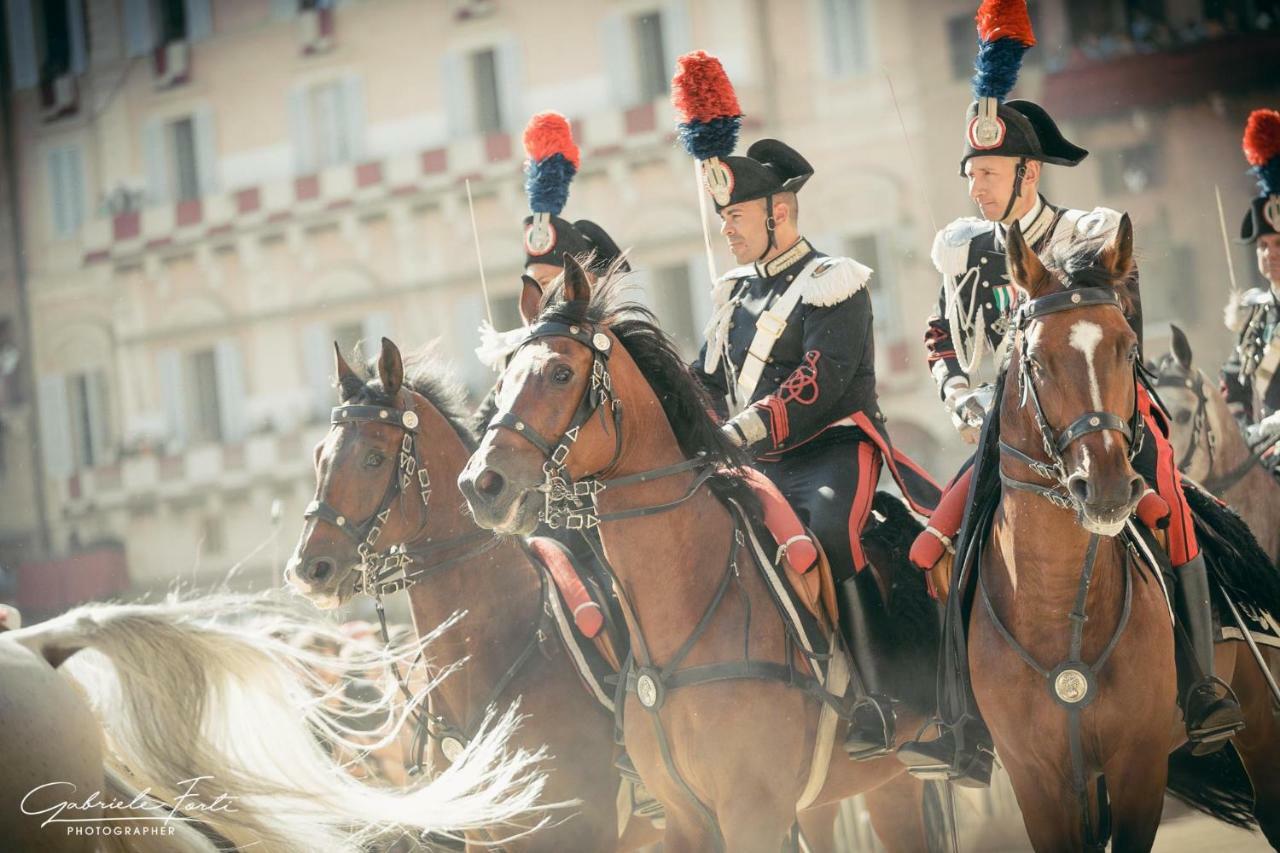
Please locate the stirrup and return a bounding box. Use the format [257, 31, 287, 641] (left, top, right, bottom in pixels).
[844, 695, 896, 760]
[1185, 678, 1245, 754]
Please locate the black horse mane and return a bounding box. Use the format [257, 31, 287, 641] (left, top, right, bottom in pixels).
[535, 273, 760, 516]
[1047, 232, 1137, 315]
[345, 345, 479, 450]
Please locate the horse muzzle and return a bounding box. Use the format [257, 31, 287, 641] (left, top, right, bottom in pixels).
[458, 456, 541, 536]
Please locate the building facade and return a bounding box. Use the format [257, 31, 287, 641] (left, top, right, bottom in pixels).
[3, 0, 1278, 611]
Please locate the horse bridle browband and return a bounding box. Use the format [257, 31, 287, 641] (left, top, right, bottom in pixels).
[999, 288, 1145, 510]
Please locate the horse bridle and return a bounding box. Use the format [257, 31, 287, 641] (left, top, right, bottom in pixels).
[303, 402, 434, 596]
[999, 288, 1145, 511]
[1154, 361, 1214, 473]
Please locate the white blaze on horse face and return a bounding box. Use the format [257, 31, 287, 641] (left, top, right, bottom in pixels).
[1068, 320, 1110, 449]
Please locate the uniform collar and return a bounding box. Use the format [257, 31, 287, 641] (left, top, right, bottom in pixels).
[755, 237, 814, 279]
[995, 195, 1056, 250]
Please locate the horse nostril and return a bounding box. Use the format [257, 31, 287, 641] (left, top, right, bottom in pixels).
[475, 468, 506, 500]
[1128, 476, 1145, 506]
[306, 557, 335, 583]
[1067, 474, 1090, 505]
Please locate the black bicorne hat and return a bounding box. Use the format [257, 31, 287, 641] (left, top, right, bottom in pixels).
[1238, 109, 1280, 244]
[522, 215, 629, 274]
[1240, 195, 1280, 244]
[707, 138, 813, 212]
[959, 99, 1088, 175]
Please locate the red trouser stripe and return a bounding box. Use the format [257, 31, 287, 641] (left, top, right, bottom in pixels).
[849, 441, 882, 572]
[1146, 409, 1198, 566]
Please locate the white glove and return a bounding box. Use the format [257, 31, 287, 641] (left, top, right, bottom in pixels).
[1246, 411, 1280, 445]
[944, 381, 985, 444]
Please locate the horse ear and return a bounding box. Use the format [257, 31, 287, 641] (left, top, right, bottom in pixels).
[1105, 213, 1135, 281]
[562, 254, 592, 304]
[334, 342, 360, 401]
[377, 337, 403, 398]
[518, 275, 543, 326]
[1170, 323, 1193, 370]
[1006, 220, 1050, 297]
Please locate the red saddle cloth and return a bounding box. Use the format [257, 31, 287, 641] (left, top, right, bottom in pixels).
[528, 537, 605, 638]
[739, 467, 818, 574]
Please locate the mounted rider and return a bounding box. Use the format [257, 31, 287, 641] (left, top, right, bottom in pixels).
[1223, 108, 1280, 463]
[899, 0, 1244, 783]
[672, 51, 941, 760]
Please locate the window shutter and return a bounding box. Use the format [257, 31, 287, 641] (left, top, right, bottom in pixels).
[6, 0, 38, 89]
[38, 375, 73, 480]
[362, 312, 392, 347]
[67, 0, 88, 73]
[342, 75, 366, 162]
[599, 13, 638, 107]
[49, 145, 86, 239]
[214, 339, 246, 442]
[143, 118, 169, 204]
[185, 0, 213, 41]
[193, 107, 218, 196]
[302, 322, 333, 417]
[288, 86, 316, 174]
[660, 1, 692, 66]
[440, 52, 473, 139]
[157, 348, 187, 447]
[85, 370, 113, 464]
[495, 40, 523, 135]
[123, 0, 155, 57]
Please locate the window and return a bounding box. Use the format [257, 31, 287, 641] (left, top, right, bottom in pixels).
[331, 320, 363, 361]
[0, 319, 22, 406]
[48, 143, 85, 238]
[156, 0, 188, 44]
[66, 369, 111, 469]
[491, 294, 523, 333]
[633, 11, 668, 100]
[35, 0, 72, 79]
[644, 263, 698, 358]
[309, 80, 354, 167]
[470, 48, 503, 134]
[822, 0, 871, 77]
[846, 233, 901, 343]
[168, 116, 200, 201]
[185, 348, 223, 444]
[1097, 142, 1163, 194]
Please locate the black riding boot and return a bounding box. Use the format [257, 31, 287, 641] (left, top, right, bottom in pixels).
[838, 570, 896, 759]
[1173, 554, 1245, 754]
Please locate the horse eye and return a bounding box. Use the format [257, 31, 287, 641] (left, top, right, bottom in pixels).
[1174, 410, 1192, 425]
[364, 451, 385, 468]
[552, 365, 573, 384]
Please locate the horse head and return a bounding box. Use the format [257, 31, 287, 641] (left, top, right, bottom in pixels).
[1000, 215, 1144, 536]
[286, 338, 456, 608]
[459, 255, 643, 535]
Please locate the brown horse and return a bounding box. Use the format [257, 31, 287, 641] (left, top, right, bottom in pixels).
[970, 218, 1280, 851]
[284, 342, 656, 851]
[1155, 325, 1280, 562]
[459, 257, 946, 852]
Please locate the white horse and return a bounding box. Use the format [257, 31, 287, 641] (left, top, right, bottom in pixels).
[1, 594, 554, 852]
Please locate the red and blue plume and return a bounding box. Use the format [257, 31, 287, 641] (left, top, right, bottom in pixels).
[671, 50, 742, 161]
[1243, 109, 1280, 197]
[523, 112, 580, 216]
[972, 0, 1036, 102]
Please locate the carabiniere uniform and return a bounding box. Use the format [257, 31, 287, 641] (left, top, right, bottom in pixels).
[1223, 107, 1280, 428]
[685, 131, 940, 761]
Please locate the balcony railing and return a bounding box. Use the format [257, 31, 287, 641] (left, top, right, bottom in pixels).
[1042, 34, 1280, 121]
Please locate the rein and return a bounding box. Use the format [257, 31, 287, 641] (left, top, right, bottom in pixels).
[305, 396, 551, 778]
[486, 316, 848, 850]
[1153, 365, 1277, 494]
[986, 286, 1146, 851]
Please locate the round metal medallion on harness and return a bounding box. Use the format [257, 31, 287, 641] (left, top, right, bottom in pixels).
[635, 668, 664, 709]
[401, 410, 419, 429]
[441, 736, 465, 763]
[1049, 661, 1096, 708]
[967, 114, 1006, 150]
[592, 332, 611, 351]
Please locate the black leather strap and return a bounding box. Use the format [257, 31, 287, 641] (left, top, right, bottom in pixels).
[1055, 411, 1133, 454]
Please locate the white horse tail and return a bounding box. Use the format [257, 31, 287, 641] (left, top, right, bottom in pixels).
[8, 594, 557, 852]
